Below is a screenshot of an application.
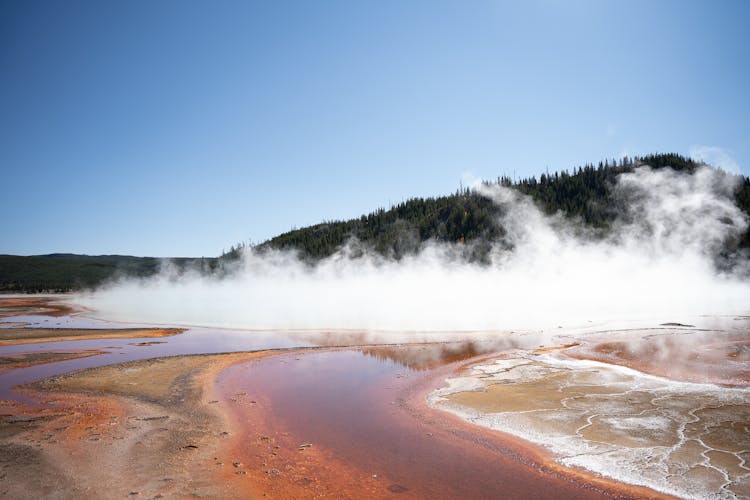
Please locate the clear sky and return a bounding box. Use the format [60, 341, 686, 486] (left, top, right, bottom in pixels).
[1, 0, 748, 257]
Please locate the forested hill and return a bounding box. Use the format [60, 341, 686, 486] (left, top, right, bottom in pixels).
[3, 153, 749, 292]
[255, 153, 750, 260]
[0, 254, 217, 293]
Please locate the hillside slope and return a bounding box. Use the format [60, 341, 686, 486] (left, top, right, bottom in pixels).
[260, 153, 750, 259]
[3, 153, 749, 292]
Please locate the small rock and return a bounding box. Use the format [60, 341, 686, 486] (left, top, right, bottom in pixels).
[387, 484, 408, 494]
[232, 462, 242, 468]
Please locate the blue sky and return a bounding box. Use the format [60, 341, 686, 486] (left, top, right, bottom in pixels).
[1, 0, 748, 257]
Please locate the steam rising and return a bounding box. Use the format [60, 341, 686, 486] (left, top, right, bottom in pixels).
[81, 166, 750, 331]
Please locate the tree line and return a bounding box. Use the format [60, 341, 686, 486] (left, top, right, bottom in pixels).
[256, 153, 750, 260]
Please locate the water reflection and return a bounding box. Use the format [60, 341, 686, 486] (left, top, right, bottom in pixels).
[360, 338, 524, 371]
[0, 322, 530, 402]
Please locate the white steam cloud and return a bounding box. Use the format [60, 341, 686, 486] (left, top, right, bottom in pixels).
[80, 166, 750, 331]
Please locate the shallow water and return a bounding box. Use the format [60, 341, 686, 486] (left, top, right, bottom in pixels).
[216, 348, 616, 499]
[0, 321, 311, 402]
[0, 315, 518, 403]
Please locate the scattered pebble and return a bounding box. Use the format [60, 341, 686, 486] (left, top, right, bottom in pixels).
[387, 484, 408, 494]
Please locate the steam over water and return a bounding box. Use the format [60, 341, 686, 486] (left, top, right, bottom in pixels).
[80, 166, 750, 331]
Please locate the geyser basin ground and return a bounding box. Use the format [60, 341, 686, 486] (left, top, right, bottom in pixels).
[430, 328, 750, 499]
[0, 296, 748, 498]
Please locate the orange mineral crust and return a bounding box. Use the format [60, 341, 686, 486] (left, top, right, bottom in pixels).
[0, 296, 77, 318]
[0, 327, 186, 346]
[1, 352, 268, 498]
[215, 348, 670, 499]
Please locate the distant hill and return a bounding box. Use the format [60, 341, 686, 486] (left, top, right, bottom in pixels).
[3, 153, 749, 292]
[0, 254, 218, 293]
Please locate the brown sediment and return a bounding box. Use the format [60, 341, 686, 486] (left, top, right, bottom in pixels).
[215, 347, 671, 499]
[0, 350, 105, 373]
[0, 327, 186, 346]
[566, 331, 750, 386]
[1, 351, 271, 498]
[0, 296, 77, 318]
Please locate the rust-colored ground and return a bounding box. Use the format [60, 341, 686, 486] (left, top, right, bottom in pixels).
[0, 327, 186, 346]
[0, 347, 673, 499]
[1, 352, 270, 498]
[0, 296, 77, 318]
